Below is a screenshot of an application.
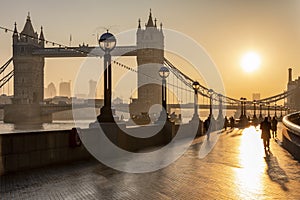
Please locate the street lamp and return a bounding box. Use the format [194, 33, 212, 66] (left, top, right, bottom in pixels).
[240, 97, 246, 118]
[239, 97, 248, 127]
[217, 94, 224, 121]
[159, 66, 170, 114]
[252, 100, 259, 125]
[253, 100, 257, 118]
[97, 31, 116, 123]
[208, 89, 214, 118]
[243, 98, 247, 117]
[192, 81, 200, 119]
[240, 98, 243, 118]
[274, 103, 277, 118]
[259, 103, 263, 120]
[267, 102, 270, 118]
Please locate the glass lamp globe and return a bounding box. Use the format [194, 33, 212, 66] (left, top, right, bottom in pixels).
[192, 81, 200, 91]
[208, 89, 214, 95]
[159, 66, 170, 78]
[98, 31, 116, 52]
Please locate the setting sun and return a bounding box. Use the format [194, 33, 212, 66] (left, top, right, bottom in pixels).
[241, 52, 261, 73]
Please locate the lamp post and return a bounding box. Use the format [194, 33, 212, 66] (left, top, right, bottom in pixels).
[208, 89, 214, 118]
[217, 94, 224, 121]
[240, 97, 246, 119]
[274, 103, 277, 118]
[252, 100, 258, 125]
[192, 81, 200, 120]
[285, 107, 287, 115]
[239, 97, 248, 127]
[159, 66, 170, 116]
[240, 98, 243, 118]
[244, 98, 247, 117]
[259, 103, 263, 120]
[253, 100, 257, 118]
[267, 102, 270, 118]
[97, 31, 116, 123]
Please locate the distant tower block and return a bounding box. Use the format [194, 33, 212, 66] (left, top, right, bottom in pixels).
[88, 80, 97, 98]
[59, 81, 71, 97]
[46, 82, 57, 98]
[130, 10, 164, 117]
[4, 14, 48, 123]
[252, 93, 260, 101]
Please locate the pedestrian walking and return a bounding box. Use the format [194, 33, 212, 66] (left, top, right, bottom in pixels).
[271, 116, 278, 138]
[260, 117, 271, 151]
[204, 117, 211, 140]
[223, 116, 229, 130]
[230, 116, 235, 129]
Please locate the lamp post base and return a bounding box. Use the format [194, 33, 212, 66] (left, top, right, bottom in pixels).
[189, 114, 203, 136]
[252, 115, 260, 126]
[97, 106, 115, 123]
[259, 114, 263, 122]
[239, 115, 248, 128]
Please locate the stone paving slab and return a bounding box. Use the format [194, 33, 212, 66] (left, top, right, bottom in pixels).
[0, 124, 299, 199]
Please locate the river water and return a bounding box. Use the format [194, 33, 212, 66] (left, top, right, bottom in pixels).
[0, 120, 93, 134]
[0, 109, 242, 134]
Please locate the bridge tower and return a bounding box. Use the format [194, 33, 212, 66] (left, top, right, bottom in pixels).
[4, 14, 47, 123]
[130, 10, 164, 118]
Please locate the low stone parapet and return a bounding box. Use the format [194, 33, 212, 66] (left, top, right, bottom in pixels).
[282, 112, 300, 161]
[0, 119, 204, 175]
[0, 129, 92, 175]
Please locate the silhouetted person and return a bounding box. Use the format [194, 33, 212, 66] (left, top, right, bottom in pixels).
[223, 116, 229, 130]
[204, 116, 211, 140]
[260, 117, 271, 151]
[230, 116, 235, 129]
[271, 116, 278, 138]
[204, 117, 210, 132]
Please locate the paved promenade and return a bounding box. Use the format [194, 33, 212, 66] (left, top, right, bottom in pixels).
[1, 124, 299, 199]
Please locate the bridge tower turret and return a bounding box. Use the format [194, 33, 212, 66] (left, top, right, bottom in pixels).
[130, 10, 165, 120]
[4, 14, 47, 123]
[13, 13, 45, 104]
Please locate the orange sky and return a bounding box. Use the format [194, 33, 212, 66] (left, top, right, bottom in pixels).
[0, 0, 299, 102]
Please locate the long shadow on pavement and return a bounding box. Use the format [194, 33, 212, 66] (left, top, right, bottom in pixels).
[264, 150, 289, 191]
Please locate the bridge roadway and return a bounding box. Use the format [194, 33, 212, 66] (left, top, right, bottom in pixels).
[32, 46, 137, 57]
[0, 124, 299, 199]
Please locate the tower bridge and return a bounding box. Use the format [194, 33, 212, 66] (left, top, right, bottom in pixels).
[3, 11, 164, 123]
[0, 11, 298, 124]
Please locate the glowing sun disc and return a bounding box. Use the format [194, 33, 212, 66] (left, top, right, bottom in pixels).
[241, 52, 261, 73]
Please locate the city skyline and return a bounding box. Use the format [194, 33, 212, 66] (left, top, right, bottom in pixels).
[0, 0, 300, 101]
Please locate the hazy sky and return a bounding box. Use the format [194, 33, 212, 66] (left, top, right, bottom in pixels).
[0, 0, 300, 101]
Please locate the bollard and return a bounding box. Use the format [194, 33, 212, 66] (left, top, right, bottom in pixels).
[69, 128, 82, 148]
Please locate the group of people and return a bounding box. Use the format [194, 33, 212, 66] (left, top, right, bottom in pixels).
[203, 115, 278, 150]
[223, 115, 278, 151]
[223, 116, 235, 130]
[260, 116, 278, 151]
